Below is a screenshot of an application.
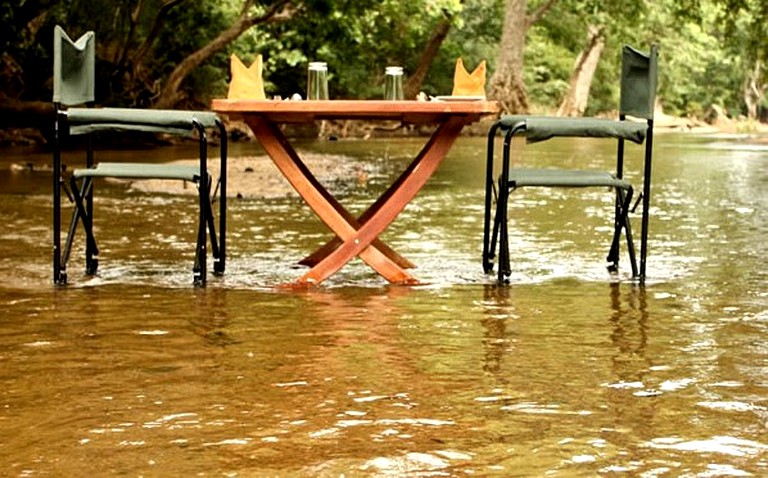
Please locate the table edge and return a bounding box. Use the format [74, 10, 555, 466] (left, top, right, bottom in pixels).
[211, 99, 500, 116]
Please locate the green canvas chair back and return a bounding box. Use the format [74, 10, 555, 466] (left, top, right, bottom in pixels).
[53, 25, 95, 106]
[52, 26, 216, 136]
[620, 45, 658, 120]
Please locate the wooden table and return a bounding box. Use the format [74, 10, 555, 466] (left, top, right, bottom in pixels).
[211, 99, 499, 285]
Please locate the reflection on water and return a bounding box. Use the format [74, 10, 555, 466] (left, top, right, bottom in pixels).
[0, 133, 766, 475]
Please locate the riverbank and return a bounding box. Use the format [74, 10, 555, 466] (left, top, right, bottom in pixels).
[132, 117, 768, 200]
[2, 112, 767, 148]
[130, 153, 369, 199]
[3, 114, 766, 201]
[653, 111, 768, 136]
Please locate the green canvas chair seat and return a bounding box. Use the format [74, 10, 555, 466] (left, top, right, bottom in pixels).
[52, 25, 227, 286]
[482, 45, 658, 284]
[504, 167, 632, 189]
[73, 163, 200, 181]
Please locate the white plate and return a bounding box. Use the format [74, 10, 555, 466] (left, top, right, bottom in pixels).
[434, 95, 486, 101]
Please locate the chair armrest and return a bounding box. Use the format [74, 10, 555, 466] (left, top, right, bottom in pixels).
[497, 115, 647, 144]
[65, 107, 221, 136]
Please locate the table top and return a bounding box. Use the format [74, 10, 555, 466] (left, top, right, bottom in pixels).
[211, 99, 499, 124]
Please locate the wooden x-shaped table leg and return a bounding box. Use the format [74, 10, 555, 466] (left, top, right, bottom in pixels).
[246, 115, 467, 285]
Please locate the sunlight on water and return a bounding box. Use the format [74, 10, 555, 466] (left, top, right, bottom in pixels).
[0, 133, 766, 475]
[646, 436, 768, 457]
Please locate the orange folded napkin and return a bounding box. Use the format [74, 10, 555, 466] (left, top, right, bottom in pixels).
[451, 58, 486, 97]
[227, 53, 266, 100]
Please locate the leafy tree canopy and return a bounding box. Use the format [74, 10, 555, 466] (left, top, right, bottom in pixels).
[0, 0, 765, 124]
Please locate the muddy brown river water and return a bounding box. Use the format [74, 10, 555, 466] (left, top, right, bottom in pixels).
[0, 133, 766, 476]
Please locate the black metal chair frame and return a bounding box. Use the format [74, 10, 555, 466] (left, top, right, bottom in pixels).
[482, 45, 657, 284]
[51, 26, 227, 286]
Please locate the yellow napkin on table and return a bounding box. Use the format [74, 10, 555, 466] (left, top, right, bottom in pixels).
[227, 53, 266, 100]
[451, 58, 486, 97]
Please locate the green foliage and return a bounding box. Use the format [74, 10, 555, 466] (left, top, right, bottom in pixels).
[0, 0, 764, 122]
[149, 3, 232, 107]
[430, 0, 502, 96]
[523, 27, 572, 112]
[256, 0, 471, 99]
[642, 0, 748, 117]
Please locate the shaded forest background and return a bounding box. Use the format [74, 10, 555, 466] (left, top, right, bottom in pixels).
[0, 0, 766, 144]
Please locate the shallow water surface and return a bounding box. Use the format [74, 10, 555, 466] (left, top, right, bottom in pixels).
[0, 132, 766, 476]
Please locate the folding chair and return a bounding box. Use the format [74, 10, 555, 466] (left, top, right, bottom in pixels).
[51, 25, 227, 286]
[483, 45, 658, 284]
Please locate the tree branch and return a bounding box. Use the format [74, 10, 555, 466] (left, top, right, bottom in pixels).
[131, 0, 188, 68]
[245, 0, 295, 26]
[153, 0, 295, 109]
[404, 18, 452, 99]
[526, 0, 557, 28]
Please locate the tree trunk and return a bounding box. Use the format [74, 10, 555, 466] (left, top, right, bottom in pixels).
[557, 25, 605, 117]
[743, 60, 764, 120]
[152, 0, 293, 109]
[404, 18, 452, 100]
[487, 0, 556, 114]
[488, 0, 529, 114]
